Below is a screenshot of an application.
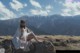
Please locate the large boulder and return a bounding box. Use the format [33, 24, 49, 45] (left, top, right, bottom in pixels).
[33, 41, 56, 53]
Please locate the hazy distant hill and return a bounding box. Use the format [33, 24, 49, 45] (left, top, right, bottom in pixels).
[0, 15, 80, 36]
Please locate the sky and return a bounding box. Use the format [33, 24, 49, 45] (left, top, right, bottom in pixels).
[0, 0, 80, 20]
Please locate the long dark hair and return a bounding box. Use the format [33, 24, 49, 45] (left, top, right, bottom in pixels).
[20, 20, 26, 29]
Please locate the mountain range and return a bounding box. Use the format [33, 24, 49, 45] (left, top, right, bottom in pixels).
[0, 15, 80, 36]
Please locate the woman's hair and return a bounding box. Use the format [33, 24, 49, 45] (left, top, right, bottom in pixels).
[20, 20, 26, 28]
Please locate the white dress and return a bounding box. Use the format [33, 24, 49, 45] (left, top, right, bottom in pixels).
[12, 27, 33, 52]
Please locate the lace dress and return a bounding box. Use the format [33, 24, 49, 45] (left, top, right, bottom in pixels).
[12, 27, 32, 52]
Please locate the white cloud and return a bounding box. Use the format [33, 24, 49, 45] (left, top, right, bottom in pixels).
[30, 9, 48, 16]
[45, 5, 53, 10]
[29, 0, 53, 16]
[61, 8, 72, 16]
[65, 0, 73, 3]
[20, 12, 29, 16]
[30, 0, 41, 8]
[45, 5, 53, 12]
[61, 0, 80, 16]
[10, 0, 27, 11]
[0, 2, 16, 20]
[30, 5, 53, 16]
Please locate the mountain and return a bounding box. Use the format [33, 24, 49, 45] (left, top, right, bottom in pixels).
[0, 15, 80, 36]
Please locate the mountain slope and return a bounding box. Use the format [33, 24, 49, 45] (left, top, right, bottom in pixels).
[0, 15, 80, 35]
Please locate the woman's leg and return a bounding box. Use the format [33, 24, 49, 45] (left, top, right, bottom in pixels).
[27, 33, 39, 42]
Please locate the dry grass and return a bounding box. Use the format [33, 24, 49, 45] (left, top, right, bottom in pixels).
[36, 35, 80, 50]
[1, 35, 80, 50]
[0, 35, 13, 40]
[39, 35, 80, 40]
[1, 35, 80, 40]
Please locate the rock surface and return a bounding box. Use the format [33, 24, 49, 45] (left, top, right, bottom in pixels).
[0, 48, 5, 53]
[0, 39, 56, 53]
[34, 41, 56, 53]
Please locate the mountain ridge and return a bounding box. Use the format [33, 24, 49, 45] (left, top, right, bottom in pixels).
[0, 15, 80, 36]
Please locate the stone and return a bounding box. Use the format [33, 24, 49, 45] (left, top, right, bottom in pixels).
[0, 48, 5, 53]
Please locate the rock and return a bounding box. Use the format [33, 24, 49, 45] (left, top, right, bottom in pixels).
[15, 41, 56, 53]
[60, 42, 67, 46]
[1, 39, 56, 53]
[55, 39, 61, 42]
[2, 39, 14, 53]
[33, 41, 56, 53]
[0, 48, 5, 53]
[49, 39, 67, 46]
[68, 38, 79, 43]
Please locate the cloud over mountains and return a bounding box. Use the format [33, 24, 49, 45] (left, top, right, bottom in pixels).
[0, 0, 80, 20]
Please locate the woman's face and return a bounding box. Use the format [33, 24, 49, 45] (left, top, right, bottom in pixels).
[20, 23, 26, 28]
[22, 23, 25, 26]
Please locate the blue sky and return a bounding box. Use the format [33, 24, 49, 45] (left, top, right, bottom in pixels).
[0, 0, 80, 20]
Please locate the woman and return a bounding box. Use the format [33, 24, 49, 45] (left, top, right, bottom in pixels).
[12, 20, 38, 53]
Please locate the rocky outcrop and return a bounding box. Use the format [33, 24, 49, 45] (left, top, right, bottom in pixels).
[33, 41, 56, 53]
[0, 39, 56, 53]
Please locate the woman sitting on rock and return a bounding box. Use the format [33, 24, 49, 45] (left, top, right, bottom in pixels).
[12, 20, 39, 53]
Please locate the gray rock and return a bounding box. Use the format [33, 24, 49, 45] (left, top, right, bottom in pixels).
[0, 48, 5, 53]
[34, 41, 56, 53]
[1, 39, 56, 53]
